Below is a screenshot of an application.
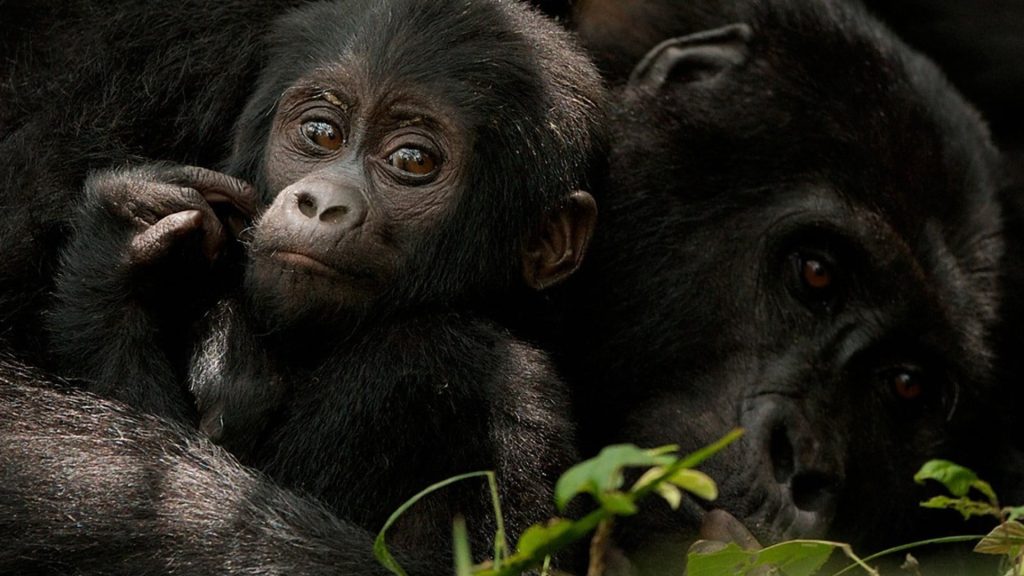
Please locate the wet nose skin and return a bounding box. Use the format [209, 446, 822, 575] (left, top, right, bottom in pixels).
[285, 180, 367, 232]
[746, 397, 843, 537]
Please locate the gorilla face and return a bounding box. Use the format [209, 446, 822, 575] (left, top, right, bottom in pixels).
[564, 0, 1003, 556]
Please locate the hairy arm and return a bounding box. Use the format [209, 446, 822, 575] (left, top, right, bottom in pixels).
[0, 371, 429, 576]
[47, 164, 258, 421]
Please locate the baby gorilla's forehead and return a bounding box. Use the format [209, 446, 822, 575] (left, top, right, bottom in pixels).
[281, 0, 554, 123]
[280, 78, 466, 133]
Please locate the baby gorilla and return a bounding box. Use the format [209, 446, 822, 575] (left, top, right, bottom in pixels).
[47, 0, 604, 569]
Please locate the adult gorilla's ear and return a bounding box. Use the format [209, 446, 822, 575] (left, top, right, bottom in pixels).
[628, 23, 753, 90]
[522, 191, 598, 290]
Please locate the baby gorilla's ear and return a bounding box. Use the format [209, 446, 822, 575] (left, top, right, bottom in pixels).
[522, 191, 597, 290]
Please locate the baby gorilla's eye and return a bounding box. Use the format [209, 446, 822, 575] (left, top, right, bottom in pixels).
[387, 147, 437, 177]
[300, 120, 344, 151]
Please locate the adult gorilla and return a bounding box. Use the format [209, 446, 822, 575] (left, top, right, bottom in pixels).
[1, 369, 416, 575]
[0, 0, 305, 359]
[860, 0, 1024, 460]
[557, 0, 1017, 566]
[858, 0, 1024, 152]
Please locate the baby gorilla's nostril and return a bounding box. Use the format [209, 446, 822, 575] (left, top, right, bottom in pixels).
[319, 205, 350, 224]
[296, 193, 318, 219]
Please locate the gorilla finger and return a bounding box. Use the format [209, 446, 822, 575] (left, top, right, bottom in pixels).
[162, 165, 261, 219]
[190, 198, 228, 262]
[128, 210, 204, 267]
[86, 172, 185, 222]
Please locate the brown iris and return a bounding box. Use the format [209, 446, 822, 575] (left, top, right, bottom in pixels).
[801, 258, 832, 290]
[387, 147, 437, 176]
[301, 120, 343, 151]
[893, 372, 923, 400]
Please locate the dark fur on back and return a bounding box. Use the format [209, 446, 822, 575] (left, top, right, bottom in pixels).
[0, 0, 304, 360]
[0, 365, 426, 575]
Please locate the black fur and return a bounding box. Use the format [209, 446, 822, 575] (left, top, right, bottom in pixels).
[859, 0, 1024, 151]
[35, 0, 605, 572]
[0, 0, 309, 361]
[854, 4, 1024, 448]
[995, 183, 1024, 460]
[559, 0, 1011, 564]
[0, 364, 427, 576]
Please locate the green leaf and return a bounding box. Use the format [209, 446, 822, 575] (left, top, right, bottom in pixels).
[973, 479, 999, 505]
[554, 444, 675, 511]
[975, 521, 1024, 555]
[374, 470, 494, 576]
[490, 510, 607, 576]
[914, 460, 980, 498]
[668, 468, 718, 501]
[688, 537, 843, 576]
[629, 431, 739, 501]
[515, 519, 575, 559]
[753, 540, 836, 576]
[632, 466, 668, 492]
[648, 444, 683, 458]
[655, 482, 683, 510]
[597, 491, 639, 516]
[452, 517, 473, 576]
[687, 541, 755, 576]
[920, 495, 1001, 520]
[676, 429, 745, 470]
[689, 540, 836, 576]
[1006, 506, 1024, 522]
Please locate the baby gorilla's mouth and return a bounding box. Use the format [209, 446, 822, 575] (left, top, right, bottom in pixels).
[267, 250, 341, 278]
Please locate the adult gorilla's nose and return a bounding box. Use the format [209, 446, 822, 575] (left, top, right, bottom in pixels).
[747, 397, 844, 538]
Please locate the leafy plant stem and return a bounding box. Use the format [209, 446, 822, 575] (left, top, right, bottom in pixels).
[631, 429, 744, 500]
[830, 535, 985, 576]
[490, 508, 610, 576]
[587, 518, 614, 576]
[831, 541, 879, 576]
[487, 472, 508, 569]
[454, 517, 473, 576]
[375, 470, 495, 576]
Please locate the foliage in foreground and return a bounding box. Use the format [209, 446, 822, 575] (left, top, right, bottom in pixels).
[373, 433, 1022, 576]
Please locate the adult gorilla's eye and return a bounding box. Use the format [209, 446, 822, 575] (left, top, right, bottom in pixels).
[300, 120, 344, 151]
[387, 147, 437, 177]
[800, 256, 832, 290]
[892, 372, 924, 400]
[785, 251, 842, 312]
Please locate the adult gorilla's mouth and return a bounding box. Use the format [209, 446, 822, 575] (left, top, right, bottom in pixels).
[699, 509, 762, 550]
